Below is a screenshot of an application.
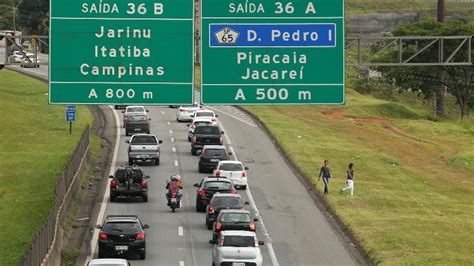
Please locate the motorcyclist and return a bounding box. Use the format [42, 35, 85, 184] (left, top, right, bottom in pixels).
[166, 175, 183, 207]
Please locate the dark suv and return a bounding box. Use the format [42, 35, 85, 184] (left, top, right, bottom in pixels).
[191, 125, 224, 155]
[125, 114, 150, 136]
[206, 193, 248, 230]
[109, 166, 150, 202]
[96, 215, 149, 259]
[212, 209, 258, 241]
[194, 177, 237, 212]
[198, 145, 231, 173]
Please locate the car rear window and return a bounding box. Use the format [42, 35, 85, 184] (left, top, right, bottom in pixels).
[204, 181, 233, 190]
[219, 163, 243, 171]
[196, 112, 214, 117]
[220, 213, 251, 223]
[194, 121, 212, 126]
[131, 136, 157, 144]
[103, 222, 141, 234]
[211, 197, 242, 207]
[204, 149, 226, 156]
[194, 126, 220, 134]
[127, 107, 145, 113]
[128, 115, 147, 122]
[222, 236, 255, 247]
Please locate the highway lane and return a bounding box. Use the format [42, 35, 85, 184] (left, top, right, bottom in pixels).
[91, 104, 357, 265]
[0, 48, 49, 79]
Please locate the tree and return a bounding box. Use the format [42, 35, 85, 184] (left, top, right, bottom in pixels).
[375, 20, 474, 119]
[17, 0, 48, 34]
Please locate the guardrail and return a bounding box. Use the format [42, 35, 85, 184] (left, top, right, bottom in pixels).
[17, 126, 90, 266]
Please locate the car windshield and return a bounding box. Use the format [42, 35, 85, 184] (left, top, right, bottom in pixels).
[127, 107, 145, 113]
[194, 126, 220, 134]
[219, 163, 243, 171]
[196, 112, 214, 117]
[103, 222, 141, 234]
[204, 149, 226, 156]
[131, 136, 157, 144]
[204, 181, 232, 190]
[220, 213, 251, 223]
[211, 197, 242, 207]
[128, 115, 147, 122]
[222, 236, 255, 247]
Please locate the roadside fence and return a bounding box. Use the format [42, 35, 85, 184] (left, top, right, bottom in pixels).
[17, 126, 90, 266]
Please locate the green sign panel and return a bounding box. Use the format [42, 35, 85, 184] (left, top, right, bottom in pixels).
[49, 0, 194, 104]
[201, 0, 345, 105]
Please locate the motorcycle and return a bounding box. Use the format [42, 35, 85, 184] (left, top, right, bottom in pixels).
[169, 192, 180, 212]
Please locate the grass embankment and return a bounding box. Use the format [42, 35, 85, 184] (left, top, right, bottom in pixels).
[0, 70, 95, 265]
[244, 90, 474, 265]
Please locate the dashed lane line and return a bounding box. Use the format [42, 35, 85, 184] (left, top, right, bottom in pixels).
[178, 226, 184, 237]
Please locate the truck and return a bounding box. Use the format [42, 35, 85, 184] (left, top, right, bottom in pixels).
[109, 166, 150, 202]
[126, 134, 163, 165]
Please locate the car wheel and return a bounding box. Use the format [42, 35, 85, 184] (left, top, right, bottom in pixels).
[98, 249, 106, 258]
[128, 158, 134, 165]
[110, 194, 116, 202]
[241, 185, 247, 190]
[139, 252, 146, 260]
[188, 136, 191, 142]
[142, 193, 148, 202]
[154, 158, 160, 166]
[125, 131, 129, 136]
[206, 220, 213, 230]
[147, 130, 150, 134]
[198, 164, 203, 173]
[191, 149, 197, 156]
[196, 200, 205, 212]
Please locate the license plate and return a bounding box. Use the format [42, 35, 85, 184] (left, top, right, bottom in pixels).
[115, 245, 128, 251]
[171, 198, 177, 203]
[232, 263, 245, 266]
[210, 159, 220, 162]
[134, 128, 141, 131]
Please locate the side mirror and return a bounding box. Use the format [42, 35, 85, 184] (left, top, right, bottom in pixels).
[254, 218, 259, 222]
[244, 167, 249, 170]
[159, 140, 163, 144]
[145, 175, 150, 179]
[215, 114, 219, 117]
[146, 109, 149, 112]
[148, 118, 151, 121]
[125, 140, 130, 144]
[258, 240, 265, 245]
[193, 183, 200, 187]
[121, 111, 125, 113]
[143, 224, 150, 229]
[190, 114, 195, 117]
[95, 225, 102, 229]
[186, 124, 190, 127]
[228, 151, 233, 156]
[109, 175, 114, 179]
[209, 239, 217, 244]
[244, 202, 250, 205]
[221, 131, 225, 134]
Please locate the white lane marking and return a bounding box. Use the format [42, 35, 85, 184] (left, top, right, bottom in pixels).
[172, 147, 176, 153]
[218, 121, 280, 266]
[207, 106, 257, 127]
[171, 137, 175, 142]
[179, 261, 185, 266]
[174, 160, 179, 167]
[178, 226, 184, 236]
[170, 129, 173, 134]
[87, 106, 121, 261]
[167, 121, 171, 126]
[161, 111, 165, 114]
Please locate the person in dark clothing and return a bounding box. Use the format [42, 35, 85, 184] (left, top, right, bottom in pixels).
[318, 160, 332, 194]
[340, 163, 354, 197]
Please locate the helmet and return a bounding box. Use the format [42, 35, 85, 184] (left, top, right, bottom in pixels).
[170, 175, 177, 181]
[175, 175, 182, 181]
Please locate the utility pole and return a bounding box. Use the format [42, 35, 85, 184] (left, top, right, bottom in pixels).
[436, 0, 446, 116]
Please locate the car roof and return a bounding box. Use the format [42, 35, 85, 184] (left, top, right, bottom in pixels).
[204, 177, 233, 183]
[88, 259, 128, 265]
[105, 215, 139, 223]
[219, 209, 251, 215]
[193, 117, 213, 122]
[218, 160, 242, 165]
[195, 109, 214, 113]
[220, 230, 257, 237]
[203, 145, 226, 150]
[131, 133, 156, 137]
[212, 193, 241, 199]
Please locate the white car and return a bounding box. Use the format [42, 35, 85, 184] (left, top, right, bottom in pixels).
[9, 51, 23, 63]
[211, 231, 264, 266]
[192, 109, 218, 123]
[213, 160, 249, 189]
[88, 258, 130, 266]
[20, 52, 40, 68]
[187, 117, 215, 141]
[122, 105, 148, 127]
[176, 103, 202, 122]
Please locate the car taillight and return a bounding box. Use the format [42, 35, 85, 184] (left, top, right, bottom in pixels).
[230, 190, 237, 195]
[215, 222, 222, 231]
[141, 180, 148, 189]
[199, 189, 205, 196]
[192, 137, 196, 145]
[219, 238, 225, 245]
[136, 232, 145, 240]
[191, 124, 195, 129]
[156, 146, 160, 152]
[242, 171, 247, 177]
[179, 109, 185, 112]
[220, 137, 223, 145]
[208, 206, 214, 213]
[212, 118, 217, 122]
[250, 223, 256, 231]
[99, 232, 108, 240]
[111, 179, 117, 188]
[215, 170, 220, 177]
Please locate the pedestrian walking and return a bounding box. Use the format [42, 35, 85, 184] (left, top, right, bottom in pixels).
[340, 163, 354, 197]
[318, 160, 332, 194]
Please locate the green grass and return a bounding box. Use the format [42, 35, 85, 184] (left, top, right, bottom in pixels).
[244, 89, 474, 265]
[0, 69, 94, 265]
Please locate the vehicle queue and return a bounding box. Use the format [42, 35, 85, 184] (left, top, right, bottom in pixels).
[89, 105, 264, 266]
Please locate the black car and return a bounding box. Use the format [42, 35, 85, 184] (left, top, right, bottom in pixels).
[205, 193, 248, 230]
[198, 145, 231, 173]
[109, 166, 150, 202]
[96, 215, 149, 259]
[191, 125, 224, 155]
[212, 209, 258, 240]
[194, 177, 237, 212]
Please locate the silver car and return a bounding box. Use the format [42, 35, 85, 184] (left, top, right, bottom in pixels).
[176, 103, 202, 122]
[210, 230, 264, 266]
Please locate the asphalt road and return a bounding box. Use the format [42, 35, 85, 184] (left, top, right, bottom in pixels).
[90, 102, 358, 266]
[4, 58, 360, 265]
[0, 47, 49, 79]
